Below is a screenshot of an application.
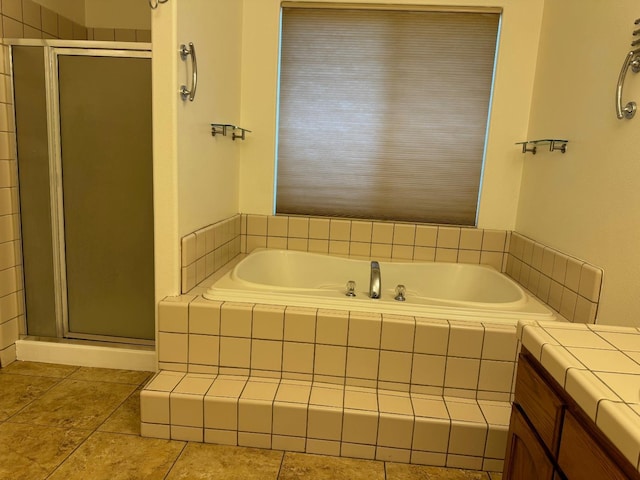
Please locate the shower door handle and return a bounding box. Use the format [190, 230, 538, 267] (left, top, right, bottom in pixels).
[179, 42, 197, 102]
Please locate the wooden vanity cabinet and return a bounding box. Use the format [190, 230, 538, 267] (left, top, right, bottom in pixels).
[503, 349, 640, 480]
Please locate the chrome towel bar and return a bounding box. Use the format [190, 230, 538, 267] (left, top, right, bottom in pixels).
[179, 42, 197, 102]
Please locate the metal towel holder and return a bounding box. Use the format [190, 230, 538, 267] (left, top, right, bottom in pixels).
[615, 19, 640, 119]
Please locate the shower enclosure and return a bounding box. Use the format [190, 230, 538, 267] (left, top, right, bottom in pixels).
[10, 40, 154, 345]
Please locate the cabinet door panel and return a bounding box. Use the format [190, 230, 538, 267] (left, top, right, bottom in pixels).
[558, 411, 630, 480]
[514, 352, 564, 453]
[503, 406, 555, 480]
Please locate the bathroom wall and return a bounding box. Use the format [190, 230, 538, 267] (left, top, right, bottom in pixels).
[0, 0, 151, 366]
[237, 0, 545, 231]
[151, 0, 244, 301]
[518, 0, 640, 327]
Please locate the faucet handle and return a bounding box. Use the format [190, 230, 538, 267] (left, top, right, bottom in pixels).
[345, 280, 356, 297]
[394, 284, 406, 302]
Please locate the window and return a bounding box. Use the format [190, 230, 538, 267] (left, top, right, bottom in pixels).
[276, 5, 500, 226]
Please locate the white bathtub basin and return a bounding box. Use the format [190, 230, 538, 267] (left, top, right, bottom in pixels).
[204, 249, 555, 322]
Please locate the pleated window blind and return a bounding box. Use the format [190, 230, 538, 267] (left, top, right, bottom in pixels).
[276, 5, 500, 226]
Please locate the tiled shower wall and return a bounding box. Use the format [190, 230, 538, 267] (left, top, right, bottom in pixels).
[0, 0, 150, 367]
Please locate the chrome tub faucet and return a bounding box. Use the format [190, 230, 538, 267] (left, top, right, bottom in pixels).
[369, 261, 381, 299]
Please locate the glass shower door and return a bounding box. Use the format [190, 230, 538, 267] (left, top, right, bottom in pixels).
[55, 51, 155, 341]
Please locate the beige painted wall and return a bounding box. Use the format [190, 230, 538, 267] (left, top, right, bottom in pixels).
[518, 0, 640, 326]
[152, 0, 243, 299]
[238, 0, 545, 230]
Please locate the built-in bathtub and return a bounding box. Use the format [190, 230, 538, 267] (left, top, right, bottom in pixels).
[204, 249, 555, 323]
[144, 249, 559, 471]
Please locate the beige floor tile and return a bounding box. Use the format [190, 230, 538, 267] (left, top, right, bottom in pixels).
[0, 373, 60, 420]
[166, 443, 284, 479]
[278, 452, 385, 480]
[386, 463, 490, 479]
[98, 390, 141, 435]
[47, 431, 185, 480]
[9, 378, 136, 429]
[68, 366, 153, 385]
[0, 422, 91, 480]
[0, 360, 79, 378]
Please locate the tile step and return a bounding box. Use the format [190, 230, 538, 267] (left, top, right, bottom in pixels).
[140, 370, 510, 472]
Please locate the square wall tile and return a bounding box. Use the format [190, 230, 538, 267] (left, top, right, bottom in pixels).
[372, 222, 393, 244]
[415, 225, 438, 247]
[308, 405, 343, 441]
[411, 354, 446, 387]
[282, 342, 314, 374]
[288, 216, 309, 238]
[482, 230, 507, 252]
[314, 344, 347, 377]
[447, 324, 484, 358]
[378, 413, 413, 449]
[579, 264, 603, 302]
[414, 320, 449, 355]
[158, 299, 191, 333]
[171, 392, 205, 427]
[348, 312, 381, 348]
[378, 350, 411, 384]
[189, 298, 221, 335]
[220, 302, 253, 337]
[381, 315, 415, 352]
[253, 304, 285, 340]
[284, 307, 316, 342]
[330, 219, 351, 241]
[238, 398, 273, 434]
[477, 360, 514, 393]
[158, 332, 188, 364]
[315, 309, 349, 345]
[273, 402, 307, 437]
[482, 327, 517, 361]
[459, 229, 483, 250]
[444, 357, 480, 390]
[219, 337, 251, 369]
[448, 421, 487, 456]
[412, 416, 450, 452]
[268, 215, 288, 237]
[309, 218, 330, 239]
[251, 339, 283, 372]
[346, 347, 379, 380]
[246, 215, 267, 235]
[393, 223, 416, 246]
[437, 227, 460, 249]
[342, 409, 378, 444]
[350, 221, 372, 243]
[188, 334, 219, 366]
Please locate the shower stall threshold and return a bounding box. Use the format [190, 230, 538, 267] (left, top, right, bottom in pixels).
[15, 337, 156, 371]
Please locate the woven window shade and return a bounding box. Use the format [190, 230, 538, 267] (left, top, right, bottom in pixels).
[276, 7, 500, 226]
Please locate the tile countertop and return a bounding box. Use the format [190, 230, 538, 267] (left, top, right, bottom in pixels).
[517, 320, 640, 473]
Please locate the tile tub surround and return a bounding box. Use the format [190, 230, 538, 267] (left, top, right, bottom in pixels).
[144, 296, 522, 471]
[241, 214, 510, 272]
[506, 232, 603, 323]
[180, 214, 242, 293]
[517, 320, 640, 473]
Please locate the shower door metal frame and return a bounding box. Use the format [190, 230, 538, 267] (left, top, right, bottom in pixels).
[9, 39, 154, 346]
